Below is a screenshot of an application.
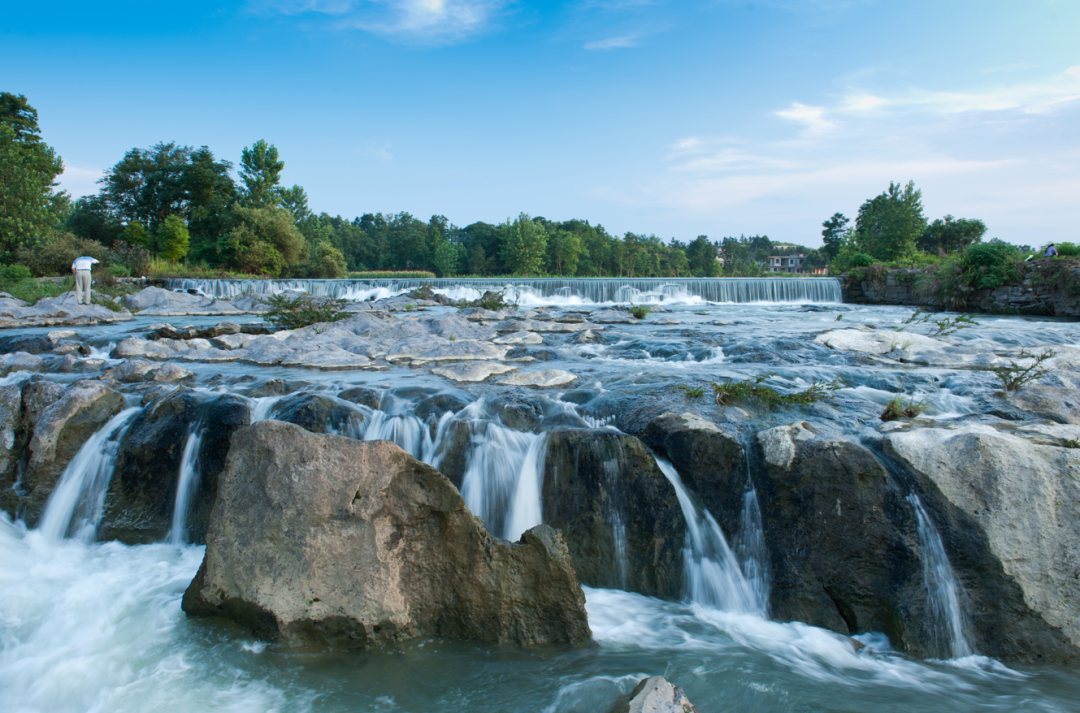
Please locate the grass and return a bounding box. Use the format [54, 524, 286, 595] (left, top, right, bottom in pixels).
[629, 305, 651, 319]
[881, 393, 928, 421]
[260, 293, 350, 330]
[0, 275, 138, 307]
[347, 271, 437, 279]
[674, 384, 705, 399]
[453, 289, 511, 311]
[1063, 438, 1079, 450]
[712, 374, 843, 408]
[985, 348, 1056, 392]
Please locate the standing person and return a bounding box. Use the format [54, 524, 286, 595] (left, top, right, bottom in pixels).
[71, 255, 100, 305]
[1044, 244, 1058, 258]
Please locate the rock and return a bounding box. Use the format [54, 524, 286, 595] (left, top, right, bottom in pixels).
[542, 429, 685, 598]
[0, 385, 22, 489]
[606, 676, 700, 713]
[337, 386, 382, 409]
[122, 287, 245, 316]
[410, 341, 510, 365]
[497, 369, 578, 388]
[15, 381, 125, 525]
[813, 328, 947, 355]
[570, 329, 601, 344]
[267, 393, 362, 434]
[0, 294, 134, 328]
[493, 331, 544, 345]
[110, 337, 183, 360]
[430, 418, 472, 489]
[153, 363, 194, 382]
[431, 362, 518, 383]
[210, 333, 257, 350]
[0, 352, 43, 376]
[386, 335, 450, 361]
[1005, 384, 1080, 424]
[414, 392, 472, 425]
[495, 319, 598, 334]
[280, 344, 375, 371]
[236, 337, 297, 366]
[591, 310, 637, 325]
[490, 394, 543, 432]
[886, 425, 1080, 657]
[758, 421, 816, 471]
[182, 421, 591, 648]
[183, 394, 252, 543]
[110, 358, 160, 383]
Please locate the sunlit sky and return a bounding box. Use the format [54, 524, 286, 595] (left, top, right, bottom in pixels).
[4, 1, 1078, 246]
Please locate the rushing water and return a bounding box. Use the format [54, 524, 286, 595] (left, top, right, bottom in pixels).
[3, 279, 1080, 712]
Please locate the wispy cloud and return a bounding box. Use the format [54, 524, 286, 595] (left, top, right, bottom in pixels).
[368, 142, 394, 165]
[775, 102, 834, 137]
[584, 34, 639, 50]
[250, 0, 512, 44]
[57, 165, 104, 199]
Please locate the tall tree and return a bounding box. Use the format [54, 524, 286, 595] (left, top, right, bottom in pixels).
[239, 139, 284, 208]
[821, 212, 848, 260]
[855, 181, 926, 261]
[0, 93, 66, 261]
[501, 213, 547, 276]
[919, 215, 987, 254]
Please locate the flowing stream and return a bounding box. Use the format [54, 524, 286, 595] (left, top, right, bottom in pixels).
[3, 280, 1079, 712]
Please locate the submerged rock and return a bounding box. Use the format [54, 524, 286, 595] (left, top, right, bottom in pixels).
[542, 428, 685, 598]
[886, 425, 1080, 656]
[606, 676, 701, 713]
[182, 421, 591, 648]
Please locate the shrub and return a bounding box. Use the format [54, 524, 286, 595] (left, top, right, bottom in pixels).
[156, 215, 190, 261]
[915, 242, 1023, 309]
[848, 253, 874, 268]
[985, 348, 1056, 391]
[1053, 242, 1080, 257]
[15, 233, 109, 276]
[630, 305, 651, 319]
[108, 241, 152, 277]
[1, 264, 32, 281]
[261, 293, 350, 330]
[454, 289, 510, 311]
[712, 375, 843, 408]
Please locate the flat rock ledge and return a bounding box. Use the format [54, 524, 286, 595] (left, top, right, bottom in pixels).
[182, 421, 591, 649]
[497, 369, 578, 387]
[606, 676, 701, 713]
[431, 362, 518, 383]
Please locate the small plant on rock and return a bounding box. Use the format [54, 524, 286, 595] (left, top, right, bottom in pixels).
[407, 284, 435, 300]
[881, 393, 928, 421]
[453, 289, 510, 311]
[630, 305, 651, 319]
[930, 314, 979, 337]
[261, 293, 349, 330]
[985, 348, 1056, 391]
[712, 374, 843, 408]
[675, 384, 705, 399]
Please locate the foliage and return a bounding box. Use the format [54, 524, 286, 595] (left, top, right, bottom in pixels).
[674, 384, 705, 399]
[218, 207, 305, 276]
[107, 241, 152, 277]
[821, 213, 848, 260]
[712, 374, 843, 408]
[629, 305, 651, 319]
[1, 263, 32, 281]
[853, 181, 926, 261]
[290, 243, 347, 279]
[500, 213, 547, 276]
[880, 393, 928, 421]
[156, 215, 190, 261]
[915, 241, 1023, 310]
[260, 293, 350, 330]
[454, 289, 510, 311]
[903, 309, 979, 336]
[919, 215, 986, 254]
[984, 348, 1056, 392]
[1050, 242, 1080, 258]
[0, 93, 67, 263]
[15, 232, 108, 276]
[407, 284, 436, 300]
[847, 253, 874, 268]
[347, 271, 436, 279]
[239, 140, 284, 208]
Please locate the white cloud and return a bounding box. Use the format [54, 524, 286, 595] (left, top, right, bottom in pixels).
[775, 102, 834, 136]
[56, 166, 104, 199]
[250, 0, 511, 44]
[369, 143, 394, 165]
[584, 34, 639, 50]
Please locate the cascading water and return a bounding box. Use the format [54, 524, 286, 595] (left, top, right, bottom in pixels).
[907, 494, 974, 659]
[360, 410, 433, 462]
[166, 276, 842, 305]
[167, 426, 204, 545]
[654, 457, 767, 614]
[734, 447, 770, 612]
[37, 407, 141, 542]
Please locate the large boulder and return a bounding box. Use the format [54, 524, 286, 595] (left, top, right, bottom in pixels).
[885, 425, 1080, 658]
[267, 392, 362, 434]
[0, 384, 23, 491]
[541, 428, 685, 598]
[606, 676, 701, 713]
[12, 380, 125, 525]
[182, 421, 591, 649]
[640, 412, 746, 537]
[184, 394, 252, 544]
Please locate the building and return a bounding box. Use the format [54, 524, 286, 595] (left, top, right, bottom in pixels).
[768, 254, 805, 273]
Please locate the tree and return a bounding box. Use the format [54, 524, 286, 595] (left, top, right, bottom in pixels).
[218, 207, 305, 276]
[919, 215, 987, 254]
[239, 140, 284, 208]
[281, 185, 311, 223]
[501, 213, 547, 276]
[156, 214, 190, 261]
[0, 93, 66, 262]
[550, 229, 581, 276]
[434, 240, 463, 277]
[687, 235, 720, 276]
[821, 212, 848, 260]
[803, 249, 827, 272]
[854, 181, 926, 261]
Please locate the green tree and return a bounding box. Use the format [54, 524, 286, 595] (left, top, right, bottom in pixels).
[821, 212, 848, 260]
[501, 213, 547, 276]
[156, 214, 190, 261]
[687, 235, 720, 276]
[854, 181, 926, 261]
[550, 229, 581, 276]
[239, 140, 284, 208]
[281, 184, 311, 223]
[218, 207, 305, 276]
[0, 93, 66, 262]
[434, 239, 463, 277]
[919, 215, 987, 254]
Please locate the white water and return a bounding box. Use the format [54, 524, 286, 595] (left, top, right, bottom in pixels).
[908, 494, 974, 659]
[654, 457, 767, 614]
[37, 408, 141, 543]
[167, 427, 203, 545]
[360, 410, 433, 462]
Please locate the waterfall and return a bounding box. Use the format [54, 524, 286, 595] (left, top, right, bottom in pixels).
[37, 408, 141, 542]
[907, 493, 973, 658]
[360, 410, 433, 461]
[503, 434, 548, 542]
[167, 426, 204, 545]
[604, 458, 630, 589]
[654, 457, 766, 614]
[734, 449, 771, 613]
[166, 276, 842, 305]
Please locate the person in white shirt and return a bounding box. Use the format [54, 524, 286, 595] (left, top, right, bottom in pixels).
[71, 256, 100, 305]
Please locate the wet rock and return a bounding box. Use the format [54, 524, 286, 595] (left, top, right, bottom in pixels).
[246, 378, 306, 398]
[431, 362, 517, 383]
[591, 310, 637, 324]
[814, 328, 947, 355]
[0, 385, 22, 489]
[410, 341, 510, 365]
[15, 380, 125, 525]
[493, 331, 544, 345]
[490, 394, 544, 432]
[431, 418, 471, 489]
[606, 676, 700, 713]
[184, 394, 252, 544]
[0, 352, 43, 376]
[153, 363, 194, 382]
[505, 347, 559, 362]
[542, 428, 685, 598]
[886, 425, 1080, 658]
[337, 386, 382, 410]
[122, 287, 245, 316]
[280, 344, 375, 370]
[0, 294, 134, 328]
[1004, 383, 1080, 424]
[414, 392, 471, 424]
[211, 333, 258, 350]
[497, 369, 578, 388]
[99, 388, 202, 543]
[182, 421, 591, 648]
[110, 359, 160, 383]
[570, 329, 601, 344]
[267, 392, 361, 433]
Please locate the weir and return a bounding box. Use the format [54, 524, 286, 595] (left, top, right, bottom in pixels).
[166, 276, 842, 305]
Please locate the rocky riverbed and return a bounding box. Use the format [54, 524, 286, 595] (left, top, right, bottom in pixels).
[1, 281, 1079, 713]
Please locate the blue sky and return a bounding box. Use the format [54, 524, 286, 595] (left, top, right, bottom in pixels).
[4, 0, 1078, 246]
